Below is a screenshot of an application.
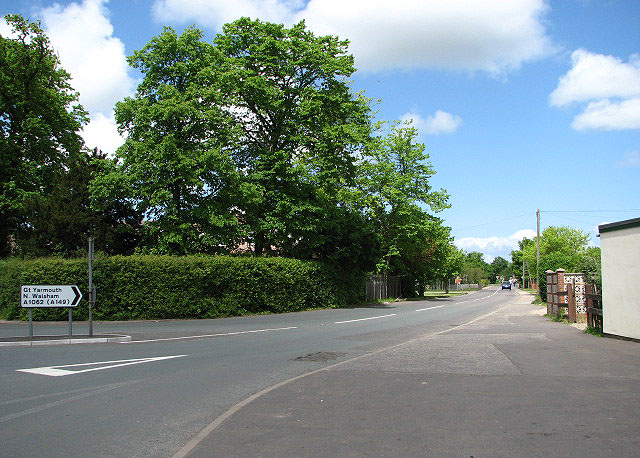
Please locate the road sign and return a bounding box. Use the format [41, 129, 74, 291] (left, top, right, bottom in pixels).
[21, 285, 83, 308]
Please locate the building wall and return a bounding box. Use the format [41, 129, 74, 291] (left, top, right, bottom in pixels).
[601, 225, 640, 339]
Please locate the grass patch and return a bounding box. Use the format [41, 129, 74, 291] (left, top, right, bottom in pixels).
[532, 295, 545, 306]
[423, 291, 468, 298]
[545, 312, 568, 323]
[584, 326, 604, 337]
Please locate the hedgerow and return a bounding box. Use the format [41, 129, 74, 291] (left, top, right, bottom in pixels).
[0, 255, 365, 321]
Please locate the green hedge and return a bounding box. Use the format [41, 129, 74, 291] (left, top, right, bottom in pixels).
[0, 255, 366, 321]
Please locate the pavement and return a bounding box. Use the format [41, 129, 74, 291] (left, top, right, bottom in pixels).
[177, 291, 640, 458]
[0, 333, 131, 346]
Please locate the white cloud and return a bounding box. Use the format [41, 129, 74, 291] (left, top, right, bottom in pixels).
[401, 110, 462, 135]
[152, 0, 553, 75]
[550, 50, 640, 131]
[550, 50, 640, 106]
[615, 151, 640, 168]
[39, 0, 135, 114]
[0, 18, 17, 38]
[36, 0, 134, 154]
[82, 112, 125, 155]
[455, 229, 536, 260]
[571, 98, 640, 131]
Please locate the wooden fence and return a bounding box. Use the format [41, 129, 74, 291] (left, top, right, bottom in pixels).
[366, 275, 402, 301]
[585, 284, 603, 332]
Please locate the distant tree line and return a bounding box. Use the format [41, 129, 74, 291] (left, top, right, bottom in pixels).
[1, 15, 465, 297]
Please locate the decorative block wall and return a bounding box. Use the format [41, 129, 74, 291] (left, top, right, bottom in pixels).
[546, 269, 587, 320]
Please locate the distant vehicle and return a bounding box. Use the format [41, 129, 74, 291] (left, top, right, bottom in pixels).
[502, 281, 512, 290]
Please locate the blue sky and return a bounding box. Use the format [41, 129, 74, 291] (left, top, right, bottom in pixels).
[2, 0, 639, 261]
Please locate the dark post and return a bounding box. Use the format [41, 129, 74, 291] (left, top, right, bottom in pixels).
[88, 237, 94, 337]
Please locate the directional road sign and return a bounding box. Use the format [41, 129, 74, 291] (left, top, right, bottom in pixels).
[21, 285, 83, 308]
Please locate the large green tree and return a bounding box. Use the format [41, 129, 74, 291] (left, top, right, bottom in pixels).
[0, 15, 87, 256]
[213, 18, 373, 256]
[92, 18, 374, 257]
[489, 256, 510, 281]
[91, 26, 238, 254]
[352, 121, 451, 293]
[520, 226, 594, 300]
[461, 251, 490, 283]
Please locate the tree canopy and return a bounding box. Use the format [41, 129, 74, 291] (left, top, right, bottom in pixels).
[513, 226, 600, 299]
[3, 14, 458, 295]
[351, 121, 451, 292]
[92, 18, 374, 257]
[0, 14, 87, 256]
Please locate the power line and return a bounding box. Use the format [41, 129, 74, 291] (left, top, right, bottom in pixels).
[541, 209, 640, 213]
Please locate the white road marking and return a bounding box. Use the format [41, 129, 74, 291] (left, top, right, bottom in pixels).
[125, 326, 299, 344]
[16, 355, 187, 377]
[455, 288, 500, 304]
[415, 305, 447, 312]
[335, 314, 396, 324]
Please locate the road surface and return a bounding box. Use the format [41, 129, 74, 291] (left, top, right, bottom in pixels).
[2, 287, 638, 458]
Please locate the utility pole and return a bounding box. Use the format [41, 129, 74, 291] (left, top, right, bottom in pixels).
[536, 209, 541, 288]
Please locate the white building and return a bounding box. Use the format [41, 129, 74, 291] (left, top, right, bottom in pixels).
[599, 217, 640, 340]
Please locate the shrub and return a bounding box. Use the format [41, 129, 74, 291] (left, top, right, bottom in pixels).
[0, 255, 365, 321]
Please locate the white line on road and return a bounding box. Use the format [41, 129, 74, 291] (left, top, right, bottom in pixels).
[16, 355, 187, 377]
[335, 314, 396, 324]
[415, 305, 447, 312]
[125, 326, 299, 344]
[455, 288, 500, 304]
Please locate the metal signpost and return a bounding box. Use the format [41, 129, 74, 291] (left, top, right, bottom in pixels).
[88, 237, 95, 337]
[20, 285, 83, 339]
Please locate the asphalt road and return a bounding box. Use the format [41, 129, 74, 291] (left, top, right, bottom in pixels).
[1, 287, 638, 458]
[1, 287, 505, 457]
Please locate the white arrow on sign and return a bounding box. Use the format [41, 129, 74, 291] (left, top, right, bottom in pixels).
[21, 285, 83, 308]
[16, 355, 188, 377]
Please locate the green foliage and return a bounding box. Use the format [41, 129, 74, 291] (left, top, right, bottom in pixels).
[350, 121, 451, 294]
[461, 251, 490, 283]
[578, 246, 602, 288]
[584, 326, 604, 337]
[91, 26, 239, 255]
[14, 148, 143, 257]
[93, 19, 374, 258]
[0, 15, 87, 256]
[519, 226, 596, 301]
[0, 256, 364, 321]
[3, 15, 452, 294]
[546, 311, 567, 323]
[489, 256, 510, 281]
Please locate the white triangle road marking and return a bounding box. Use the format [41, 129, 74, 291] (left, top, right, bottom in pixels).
[16, 355, 187, 377]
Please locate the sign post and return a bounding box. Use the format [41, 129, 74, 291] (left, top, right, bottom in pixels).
[88, 237, 95, 337]
[21, 285, 83, 340]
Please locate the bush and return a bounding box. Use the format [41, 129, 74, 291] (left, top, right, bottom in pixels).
[0, 255, 365, 321]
